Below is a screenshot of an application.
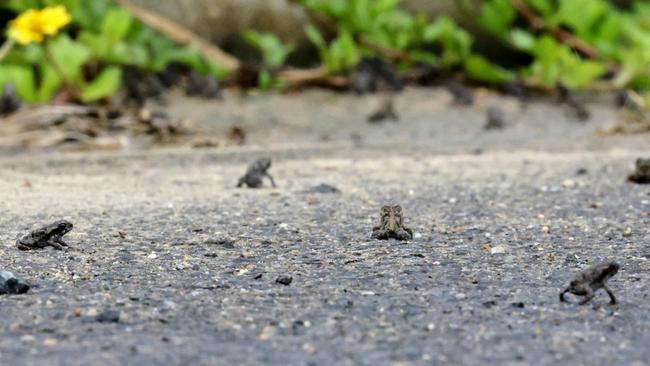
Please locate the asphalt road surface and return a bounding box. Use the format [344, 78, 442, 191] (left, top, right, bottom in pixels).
[0, 88, 649, 365]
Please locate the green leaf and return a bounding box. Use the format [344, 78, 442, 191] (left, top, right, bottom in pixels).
[243, 31, 294, 68]
[305, 25, 327, 49]
[561, 60, 606, 89]
[81, 66, 122, 102]
[465, 55, 515, 84]
[78, 31, 111, 57]
[36, 64, 62, 103]
[509, 29, 535, 51]
[101, 8, 133, 44]
[374, 0, 401, 14]
[479, 0, 517, 37]
[0, 65, 37, 102]
[47, 34, 91, 83]
[527, 0, 553, 18]
[257, 70, 273, 90]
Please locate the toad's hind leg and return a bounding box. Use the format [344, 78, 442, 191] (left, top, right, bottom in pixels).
[578, 287, 595, 305]
[372, 229, 388, 239]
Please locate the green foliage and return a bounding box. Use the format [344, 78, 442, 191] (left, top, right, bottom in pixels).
[1, 0, 227, 103]
[527, 36, 606, 89]
[301, 0, 483, 76]
[243, 31, 294, 68]
[464, 55, 515, 84]
[476, 0, 650, 91]
[243, 30, 294, 89]
[305, 25, 360, 74]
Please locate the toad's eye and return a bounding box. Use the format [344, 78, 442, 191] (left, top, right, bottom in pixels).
[392, 206, 401, 213]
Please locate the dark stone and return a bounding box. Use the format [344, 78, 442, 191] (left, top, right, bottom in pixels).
[0, 271, 30, 295]
[511, 302, 525, 308]
[576, 167, 588, 175]
[275, 275, 293, 286]
[95, 310, 121, 323]
[352, 57, 402, 94]
[482, 300, 497, 308]
[0, 83, 21, 116]
[304, 184, 340, 194]
[205, 238, 236, 249]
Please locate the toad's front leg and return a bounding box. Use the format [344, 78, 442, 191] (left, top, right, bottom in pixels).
[603, 284, 617, 305]
[372, 229, 389, 240]
[265, 173, 277, 188]
[394, 229, 412, 241]
[47, 240, 64, 250]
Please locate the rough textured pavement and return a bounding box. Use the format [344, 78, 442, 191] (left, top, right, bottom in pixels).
[0, 87, 649, 365]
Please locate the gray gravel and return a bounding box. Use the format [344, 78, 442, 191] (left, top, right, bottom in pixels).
[0, 88, 649, 365]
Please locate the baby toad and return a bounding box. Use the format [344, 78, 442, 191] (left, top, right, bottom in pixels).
[371, 205, 413, 241]
[560, 261, 619, 305]
[237, 157, 277, 188]
[16, 220, 73, 250]
[628, 158, 650, 184]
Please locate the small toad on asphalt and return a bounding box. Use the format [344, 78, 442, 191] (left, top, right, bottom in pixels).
[371, 205, 413, 241]
[237, 157, 277, 188]
[446, 81, 474, 106]
[367, 94, 398, 123]
[560, 261, 619, 305]
[16, 220, 73, 250]
[484, 104, 505, 130]
[628, 158, 650, 184]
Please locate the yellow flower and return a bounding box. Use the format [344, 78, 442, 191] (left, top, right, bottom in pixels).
[7, 6, 71, 45]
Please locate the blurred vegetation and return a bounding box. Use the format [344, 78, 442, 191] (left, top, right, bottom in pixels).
[0, 0, 223, 103]
[2, 0, 650, 104]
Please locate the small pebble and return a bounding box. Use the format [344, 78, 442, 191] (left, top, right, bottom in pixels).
[623, 228, 632, 237]
[483, 300, 497, 308]
[0, 271, 30, 295]
[276, 275, 293, 286]
[303, 343, 317, 354]
[541, 226, 550, 234]
[562, 179, 577, 189]
[304, 184, 340, 194]
[95, 310, 121, 323]
[490, 245, 507, 254]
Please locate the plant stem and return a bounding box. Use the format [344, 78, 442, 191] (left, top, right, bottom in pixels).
[43, 40, 82, 100]
[0, 38, 16, 62]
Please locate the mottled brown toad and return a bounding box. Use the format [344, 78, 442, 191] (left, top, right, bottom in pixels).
[560, 261, 619, 305]
[237, 157, 277, 188]
[371, 205, 413, 241]
[367, 94, 398, 123]
[628, 158, 650, 184]
[16, 220, 73, 250]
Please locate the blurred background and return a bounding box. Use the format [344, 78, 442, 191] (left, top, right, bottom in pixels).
[0, 0, 648, 151]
